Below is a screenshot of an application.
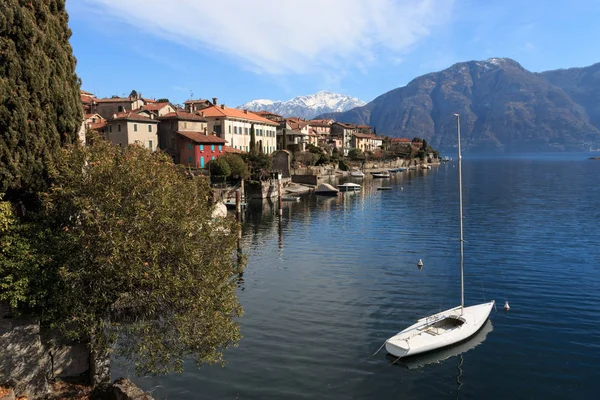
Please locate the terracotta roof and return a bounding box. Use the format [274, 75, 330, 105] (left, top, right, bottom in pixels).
[333, 122, 358, 129]
[89, 121, 107, 131]
[96, 97, 138, 103]
[353, 132, 375, 139]
[391, 137, 412, 143]
[254, 110, 283, 118]
[160, 111, 207, 121]
[198, 105, 278, 126]
[184, 99, 211, 105]
[287, 118, 309, 130]
[84, 113, 103, 120]
[224, 146, 244, 154]
[80, 90, 95, 96]
[140, 102, 171, 111]
[81, 94, 97, 104]
[308, 119, 333, 127]
[111, 111, 159, 123]
[176, 131, 226, 144]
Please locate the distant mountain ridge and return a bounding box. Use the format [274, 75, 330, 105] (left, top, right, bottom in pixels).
[238, 90, 366, 119]
[318, 58, 600, 153]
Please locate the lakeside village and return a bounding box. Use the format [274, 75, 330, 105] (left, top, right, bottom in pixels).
[79, 90, 442, 206]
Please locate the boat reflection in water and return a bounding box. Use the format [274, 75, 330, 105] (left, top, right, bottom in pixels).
[388, 319, 493, 370]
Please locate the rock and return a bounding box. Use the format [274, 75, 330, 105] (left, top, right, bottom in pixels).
[111, 378, 154, 400]
[0, 387, 15, 400]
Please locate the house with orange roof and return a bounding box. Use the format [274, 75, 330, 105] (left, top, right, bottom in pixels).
[95, 93, 146, 120]
[389, 137, 413, 154]
[83, 113, 107, 136]
[198, 102, 278, 154]
[177, 131, 227, 169]
[351, 133, 383, 153]
[158, 111, 209, 162]
[184, 98, 213, 113]
[140, 102, 176, 117]
[308, 119, 334, 144]
[253, 110, 285, 123]
[331, 122, 359, 155]
[80, 90, 98, 114]
[105, 111, 159, 151]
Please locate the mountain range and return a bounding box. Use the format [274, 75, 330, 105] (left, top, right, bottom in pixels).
[238, 90, 366, 120]
[318, 58, 600, 153]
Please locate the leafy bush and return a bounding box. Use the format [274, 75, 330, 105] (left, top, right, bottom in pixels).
[208, 157, 231, 178]
[220, 154, 250, 180]
[348, 148, 365, 161]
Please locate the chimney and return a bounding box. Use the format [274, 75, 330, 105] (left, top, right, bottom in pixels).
[244, 109, 248, 114]
[200, 111, 204, 117]
[212, 97, 218, 105]
[112, 113, 117, 119]
[221, 104, 225, 109]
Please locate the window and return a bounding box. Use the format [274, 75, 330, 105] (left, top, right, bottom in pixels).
[234, 126, 238, 134]
[149, 125, 152, 132]
[148, 140, 153, 151]
[200, 144, 204, 151]
[117, 124, 121, 132]
[133, 124, 137, 132]
[228, 126, 231, 133]
[118, 106, 123, 112]
[200, 156, 205, 168]
[109, 125, 112, 133]
[187, 143, 193, 150]
[184, 122, 187, 129]
[212, 156, 215, 161]
[188, 156, 193, 163]
[246, 146, 248, 152]
[211, 144, 215, 151]
[244, 127, 248, 135]
[218, 145, 222, 151]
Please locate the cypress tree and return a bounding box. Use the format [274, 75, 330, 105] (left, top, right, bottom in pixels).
[249, 124, 256, 155]
[0, 0, 82, 203]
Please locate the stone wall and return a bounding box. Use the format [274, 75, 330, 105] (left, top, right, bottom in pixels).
[291, 174, 318, 186]
[0, 302, 91, 399]
[0, 305, 49, 398]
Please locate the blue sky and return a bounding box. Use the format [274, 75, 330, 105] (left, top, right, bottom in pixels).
[67, 0, 600, 107]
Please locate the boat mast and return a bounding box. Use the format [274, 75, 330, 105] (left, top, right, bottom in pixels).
[454, 113, 464, 315]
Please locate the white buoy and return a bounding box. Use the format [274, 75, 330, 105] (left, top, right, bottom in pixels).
[417, 259, 423, 270]
[504, 300, 510, 311]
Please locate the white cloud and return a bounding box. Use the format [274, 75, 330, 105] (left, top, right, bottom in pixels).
[81, 0, 453, 75]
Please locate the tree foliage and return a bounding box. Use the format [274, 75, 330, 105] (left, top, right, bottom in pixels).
[220, 154, 250, 180]
[0, 0, 82, 202]
[2, 140, 244, 376]
[249, 125, 256, 155]
[348, 148, 365, 161]
[208, 157, 231, 178]
[243, 152, 272, 181]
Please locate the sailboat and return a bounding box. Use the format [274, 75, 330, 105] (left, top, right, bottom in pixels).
[385, 113, 494, 358]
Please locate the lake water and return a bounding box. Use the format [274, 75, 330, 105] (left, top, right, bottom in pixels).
[115, 154, 600, 399]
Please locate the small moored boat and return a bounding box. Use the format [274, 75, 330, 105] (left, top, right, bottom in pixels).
[350, 170, 365, 178]
[337, 182, 361, 192]
[314, 183, 339, 196]
[371, 171, 390, 178]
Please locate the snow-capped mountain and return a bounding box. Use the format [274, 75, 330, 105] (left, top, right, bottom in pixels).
[238, 91, 366, 119]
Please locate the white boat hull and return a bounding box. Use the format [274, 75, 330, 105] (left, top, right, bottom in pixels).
[385, 301, 494, 358]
